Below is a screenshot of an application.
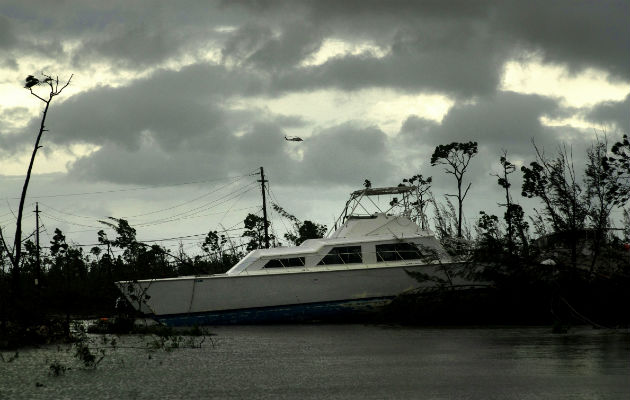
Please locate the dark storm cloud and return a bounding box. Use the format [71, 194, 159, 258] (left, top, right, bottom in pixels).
[585, 94, 630, 133]
[321, 0, 629, 80]
[271, 114, 310, 128]
[232, 121, 289, 174]
[273, 30, 506, 98]
[0, 106, 31, 156]
[2, 0, 627, 191]
[221, 23, 275, 64]
[0, 1, 238, 69]
[9, 64, 268, 152]
[66, 122, 300, 186]
[399, 116, 439, 140]
[235, 0, 629, 92]
[296, 123, 397, 186]
[494, 0, 630, 80]
[1, 58, 18, 69]
[65, 120, 397, 188]
[222, 21, 323, 72]
[399, 91, 565, 154]
[266, 13, 513, 98]
[73, 23, 185, 68]
[0, 6, 69, 60]
[2, 0, 627, 97]
[0, 15, 16, 50]
[0, 106, 29, 128]
[67, 142, 233, 185]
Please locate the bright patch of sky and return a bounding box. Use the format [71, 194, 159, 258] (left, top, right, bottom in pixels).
[301, 38, 388, 67]
[244, 89, 453, 138]
[214, 25, 237, 34]
[501, 58, 630, 108]
[2, 143, 100, 176]
[502, 57, 630, 132]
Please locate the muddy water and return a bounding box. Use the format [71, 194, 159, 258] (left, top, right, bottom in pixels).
[1, 325, 628, 399]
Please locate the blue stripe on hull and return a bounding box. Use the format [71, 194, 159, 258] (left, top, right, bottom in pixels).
[155, 297, 395, 326]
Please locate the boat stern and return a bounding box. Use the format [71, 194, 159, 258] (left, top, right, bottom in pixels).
[115, 280, 155, 315]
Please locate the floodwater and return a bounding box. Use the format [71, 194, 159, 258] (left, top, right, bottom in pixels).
[1, 325, 628, 399]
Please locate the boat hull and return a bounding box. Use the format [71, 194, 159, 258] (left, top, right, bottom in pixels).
[117, 263, 464, 326]
[155, 297, 394, 326]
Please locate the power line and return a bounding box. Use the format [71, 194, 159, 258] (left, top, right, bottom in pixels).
[217, 182, 259, 225]
[37, 203, 101, 220]
[132, 182, 259, 227]
[36, 194, 258, 229]
[39, 226, 246, 248]
[6, 170, 259, 200]
[267, 185, 293, 239]
[35, 175, 249, 221]
[38, 211, 104, 229]
[122, 173, 250, 218]
[4, 169, 264, 251]
[33, 182, 258, 229]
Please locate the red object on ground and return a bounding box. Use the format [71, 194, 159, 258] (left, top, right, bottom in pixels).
[624, 243, 630, 251]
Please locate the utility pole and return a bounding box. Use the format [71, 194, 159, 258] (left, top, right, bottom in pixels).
[258, 166, 270, 249]
[34, 202, 41, 287]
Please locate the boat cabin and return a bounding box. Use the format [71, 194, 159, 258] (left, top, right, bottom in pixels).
[225, 213, 447, 275]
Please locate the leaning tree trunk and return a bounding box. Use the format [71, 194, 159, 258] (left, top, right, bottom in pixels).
[1, 74, 73, 294]
[11, 98, 52, 288]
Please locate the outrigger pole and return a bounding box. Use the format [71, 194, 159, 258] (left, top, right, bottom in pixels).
[258, 166, 271, 249]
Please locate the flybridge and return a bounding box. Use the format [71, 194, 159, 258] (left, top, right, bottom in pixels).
[334, 185, 419, 233]
[328, 213, 425, 239]
[349, 186, 417, 198]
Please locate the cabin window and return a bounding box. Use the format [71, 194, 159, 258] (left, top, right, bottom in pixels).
[317, 246, 362, 265]
[376, 243, 422, 262]
[263, 257, 305, 268]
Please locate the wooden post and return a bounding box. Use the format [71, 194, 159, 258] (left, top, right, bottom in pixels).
[259, 167, 270, 249]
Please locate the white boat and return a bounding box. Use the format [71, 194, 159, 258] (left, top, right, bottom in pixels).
[116, 187, 469, 325]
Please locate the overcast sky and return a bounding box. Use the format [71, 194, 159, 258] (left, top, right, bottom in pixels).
[1, 0, 628, 255]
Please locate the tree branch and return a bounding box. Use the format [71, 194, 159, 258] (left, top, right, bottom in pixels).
[462, 182, 472, 201]
[0, 227, 16, 266]
[28, 89, 47, 103]
[56, 74, 73, 94]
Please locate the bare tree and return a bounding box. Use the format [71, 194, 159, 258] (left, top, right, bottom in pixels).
[0, 74, 73, 287]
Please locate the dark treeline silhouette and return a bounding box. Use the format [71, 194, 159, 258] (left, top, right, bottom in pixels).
[0, 209, 328, 346]
[0, 217, 243, 344]
[387, 137, 630, 328]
